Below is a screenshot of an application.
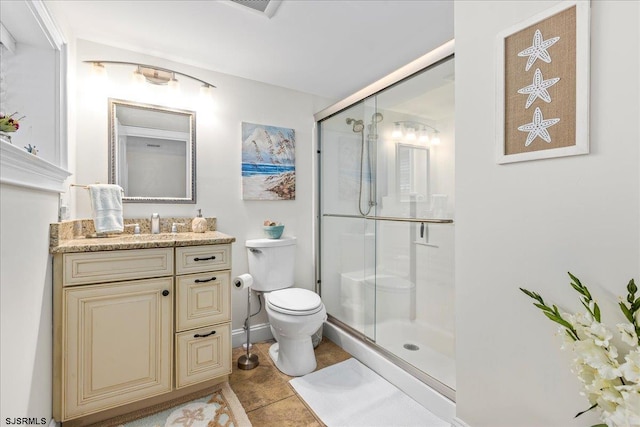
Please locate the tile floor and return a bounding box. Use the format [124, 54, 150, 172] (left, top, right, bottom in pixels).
[229, 338, 352, 427]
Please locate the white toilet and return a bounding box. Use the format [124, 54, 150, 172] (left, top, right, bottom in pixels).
[246, 237, 327, 376]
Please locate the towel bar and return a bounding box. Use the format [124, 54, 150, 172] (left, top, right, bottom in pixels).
[70, 183, 124, 193]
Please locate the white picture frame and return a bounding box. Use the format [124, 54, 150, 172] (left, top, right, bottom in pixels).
[496, 0, 590, 164]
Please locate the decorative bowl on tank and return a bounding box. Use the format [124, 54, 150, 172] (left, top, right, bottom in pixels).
[263, 220, 284, 239]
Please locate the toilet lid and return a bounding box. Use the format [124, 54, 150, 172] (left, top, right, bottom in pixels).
[267, 288, 323, 315]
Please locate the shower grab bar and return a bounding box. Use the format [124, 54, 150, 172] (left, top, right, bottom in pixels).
[322, 213, 453, 224]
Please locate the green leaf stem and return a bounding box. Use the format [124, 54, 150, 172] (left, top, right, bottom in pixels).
[575, 403, 597, 418]
[618, 278, 640, 345]
[520, 285, 579, 341]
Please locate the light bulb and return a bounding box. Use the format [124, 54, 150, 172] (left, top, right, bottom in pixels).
[406, 127, 416, 141]
[89, 62, 109, 86]
[200, 83, 213, 98]
[431, 132, 441, 145]
[418, 127, 430, 144]
[392, 123, 402, 139]
[132, 66, 145, 85]
[168, 75, 180, 92]
[90, 62, 108, 82]
[84, 62, 109, 105]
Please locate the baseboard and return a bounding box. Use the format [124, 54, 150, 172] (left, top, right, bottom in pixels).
[451, 417, 471, 427]
[231, 322, 273, 348]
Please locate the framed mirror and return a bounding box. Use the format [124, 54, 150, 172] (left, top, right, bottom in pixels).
[109, 99, 196, 203]
[396, 143, 429, 203]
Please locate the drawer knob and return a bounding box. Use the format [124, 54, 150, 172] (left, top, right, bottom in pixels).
[194, 330, 216, 338]
[194, 256, 216, 261]
[195, 276, 217, 283]
[162, 290, 170, 297]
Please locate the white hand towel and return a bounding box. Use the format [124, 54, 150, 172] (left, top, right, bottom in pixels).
[88, 184, 124, 234]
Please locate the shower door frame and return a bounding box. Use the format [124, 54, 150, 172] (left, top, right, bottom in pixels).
[314, 40, 456, 402]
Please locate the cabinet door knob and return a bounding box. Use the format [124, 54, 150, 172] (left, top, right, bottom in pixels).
[194, 330, 216, 338]
[194, 276, 217, 283]
[162, 290, 170, 296]
[194, 256, 216, 261]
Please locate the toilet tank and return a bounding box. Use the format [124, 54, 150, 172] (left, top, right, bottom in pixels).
[245, 237, 296, 292]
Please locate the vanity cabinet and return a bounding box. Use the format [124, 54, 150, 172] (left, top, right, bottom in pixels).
[53, 243, 232, 423]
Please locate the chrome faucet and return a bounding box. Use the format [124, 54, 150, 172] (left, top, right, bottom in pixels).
[151, 213, 160, 234]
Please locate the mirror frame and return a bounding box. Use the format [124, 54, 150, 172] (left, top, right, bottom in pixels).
[108, 98, 196, 203]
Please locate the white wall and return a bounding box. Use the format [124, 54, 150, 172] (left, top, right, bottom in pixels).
[0, 184, 59, 423]
[0, 39, 57, 164]
[72, 39, 332, 331]
[455, 1, 639, 426]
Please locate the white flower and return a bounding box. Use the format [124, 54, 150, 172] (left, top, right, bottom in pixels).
[578, 366, 612, 405]
[608, 386, 640, 427]
[587, 321, 614, 348]
[574, 339, 621, 380]
[618, 323, 639, 347]
[522, 275, 640, 427]
[558, 325, 575, 350]
[619, 350, 640, 383]
[567, 311, 595, 338]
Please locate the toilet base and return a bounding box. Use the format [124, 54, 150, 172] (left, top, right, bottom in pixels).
[269, 337, 317, 376]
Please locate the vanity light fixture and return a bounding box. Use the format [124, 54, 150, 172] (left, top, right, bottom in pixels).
[85, 60, 216, 97]
[392, 121, 440, 145]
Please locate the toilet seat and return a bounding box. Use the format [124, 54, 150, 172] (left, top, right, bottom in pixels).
[267, 288, 323, 316]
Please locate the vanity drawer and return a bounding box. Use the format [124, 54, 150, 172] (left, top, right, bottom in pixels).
[63, 248, 174, 286]
[175, 245, 231, 275]
[176, 271, 230, 332]
[175, 324, 231, 389]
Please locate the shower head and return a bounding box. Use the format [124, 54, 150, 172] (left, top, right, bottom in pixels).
[346, 118, 365, 133]
[372, 112, 384, 123]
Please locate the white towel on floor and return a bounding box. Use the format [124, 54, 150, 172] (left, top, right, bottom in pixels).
[290, 358, 449, 427]
[89, 184, 124, 234]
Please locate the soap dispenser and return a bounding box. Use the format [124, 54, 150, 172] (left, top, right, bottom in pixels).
[192, 209, 207, 233]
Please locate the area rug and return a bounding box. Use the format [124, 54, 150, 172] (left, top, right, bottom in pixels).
[289, 358, 448, 427]
[105, 382, 252, 427]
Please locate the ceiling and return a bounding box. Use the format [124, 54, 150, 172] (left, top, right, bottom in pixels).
[45, 0, 454, 101]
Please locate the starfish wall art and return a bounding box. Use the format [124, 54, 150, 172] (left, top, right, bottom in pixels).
[516, 29, 562, 146]
[497, 1, 588, 163]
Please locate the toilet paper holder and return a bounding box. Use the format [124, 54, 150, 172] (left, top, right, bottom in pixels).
[236, 275, 259, 370]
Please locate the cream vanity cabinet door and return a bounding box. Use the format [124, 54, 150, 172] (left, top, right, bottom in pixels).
[62, 277, 173, 420]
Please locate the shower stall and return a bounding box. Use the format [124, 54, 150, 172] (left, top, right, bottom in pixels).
[316, 47, 455, 401]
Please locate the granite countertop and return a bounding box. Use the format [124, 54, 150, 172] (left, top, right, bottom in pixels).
[50, 218, 236, 254]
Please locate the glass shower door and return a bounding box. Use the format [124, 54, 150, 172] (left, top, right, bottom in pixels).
[319, 97, 378, 339]
[318, 55, 456, 396]
[371, 56, 455, 391]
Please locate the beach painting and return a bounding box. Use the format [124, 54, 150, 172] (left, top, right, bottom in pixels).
[241, 122, 295, 200]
